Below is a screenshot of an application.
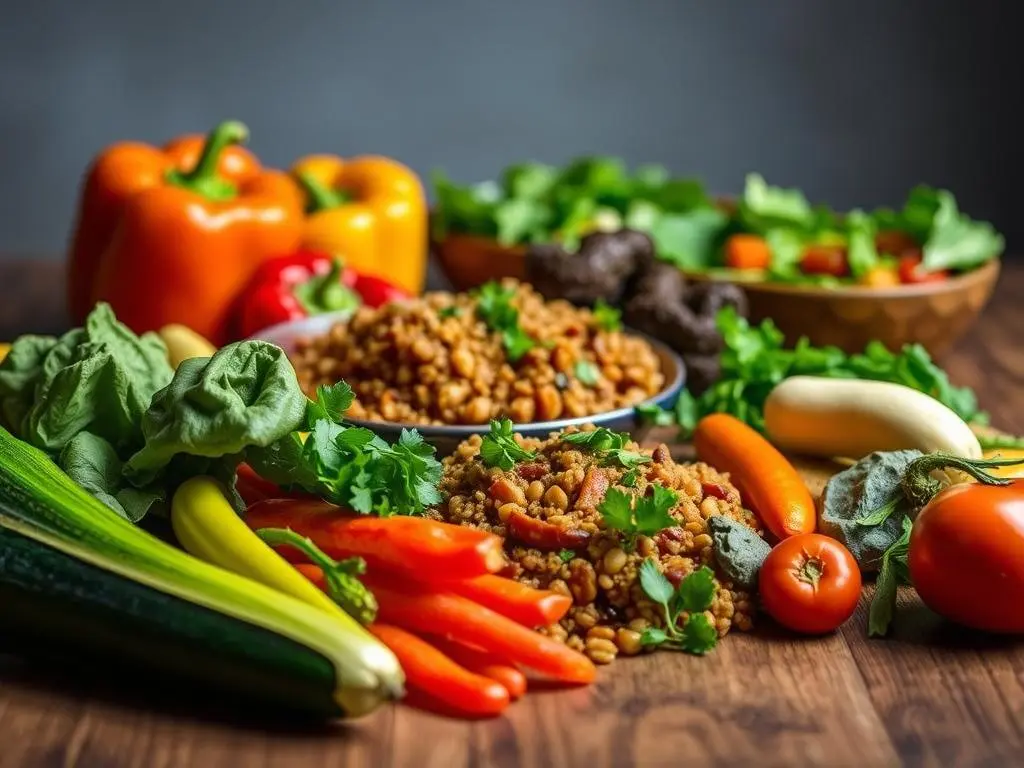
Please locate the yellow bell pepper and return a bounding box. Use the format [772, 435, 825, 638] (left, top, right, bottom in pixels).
[291, 155, 428, 296]
[0, 343, 9, 364]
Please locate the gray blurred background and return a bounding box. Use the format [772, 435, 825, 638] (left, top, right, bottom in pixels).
[1, 0, 1020, 258]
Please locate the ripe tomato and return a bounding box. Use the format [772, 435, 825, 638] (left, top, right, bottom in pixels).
[759, 533, 862, 634]
[897, 254, 949, 285]
[908, 480, 1024, 633]
[799, 245, 849, 277]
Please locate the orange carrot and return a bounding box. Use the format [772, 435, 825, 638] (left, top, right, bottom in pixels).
[444, 574, 572, 627]
[366, 576, 596, 685]
[693, 413, 815, 539]
[724, 233, 771, 270]
[244, 499, 505, 579]
[368, 624, 510, 717]
[426, 637, 527, 700]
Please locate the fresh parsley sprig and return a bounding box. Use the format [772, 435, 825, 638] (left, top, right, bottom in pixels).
[574, 360, 601, 387]
[597, 484, 678, 549]
[479, 418, 538, 471]
[473, 281, 536, 362]
[560, 428, 651, 469]
[249, 381, 443, 517]
[638, 560, 719, 654]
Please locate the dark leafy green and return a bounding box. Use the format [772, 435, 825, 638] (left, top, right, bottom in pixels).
[660, 307, 987, 438]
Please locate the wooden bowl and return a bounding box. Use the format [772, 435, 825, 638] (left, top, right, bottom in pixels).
[685, 259, 1001, 359]
[432, 233, 527, 291]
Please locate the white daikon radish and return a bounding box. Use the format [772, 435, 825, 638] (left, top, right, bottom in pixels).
[764, 376, 982, 460]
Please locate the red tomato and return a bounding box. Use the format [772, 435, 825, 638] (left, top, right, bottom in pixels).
[897, 254, 949, 285]
[908, 480, 1024, 633]
[759, 533, 862, 634]
[799, 245, 849, 277]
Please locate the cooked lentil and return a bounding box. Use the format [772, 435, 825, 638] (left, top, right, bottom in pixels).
[290, 280, 664, 425]
[429, 426, 763, 664]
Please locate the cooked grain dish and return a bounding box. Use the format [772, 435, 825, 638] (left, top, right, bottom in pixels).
[429, 427, 762, 664]
[291, 280, 664, 425]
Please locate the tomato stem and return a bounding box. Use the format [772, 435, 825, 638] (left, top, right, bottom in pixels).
[798, 555, 824, 587]
[901, 453, 1024, 509]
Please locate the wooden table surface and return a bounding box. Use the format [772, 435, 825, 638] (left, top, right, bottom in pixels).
[2, 260, 1023, 768]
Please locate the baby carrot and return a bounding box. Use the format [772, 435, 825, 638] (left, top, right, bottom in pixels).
[368, 624, 510, 717]
[366, 577, 596, 685]
[444, 574, 572, 628]
[244, 499, 506, 579]
[426, 637, 528, 700]
[693, 413, 815, 539]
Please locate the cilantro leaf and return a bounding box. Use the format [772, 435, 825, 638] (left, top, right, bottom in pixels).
[640, 626, 669, 646]
[680, 613, 718, 654]
[474, 281, 536, 362]
[562, 428, 653, 470]
[479, 418, 537, 470]
[438, 305, 462, 319]
[593, 299, 622, 332]
[620, 468, 640, 487]
[634, 484, 679, 535]
[674, 565, 716, 614]
[574, 360, 601, 387]
[558, 549, 575, 563]
[597, 487, 635, 533]
[306, 381, 355, 426]
[639, 558, 674, 605]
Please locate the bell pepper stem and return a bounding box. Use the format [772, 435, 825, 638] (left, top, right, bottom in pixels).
[167, 120, 249, 201]
[292, 257, 361, 316]
[297, 171, 353, 213]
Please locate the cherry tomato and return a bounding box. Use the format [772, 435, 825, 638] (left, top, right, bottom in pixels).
[897, 254, 949, 285]
[799, 245, 849, 277]
[724, 233, 772, 270]
[759, 533, 862, 634]
[908, 480, 1024, 633]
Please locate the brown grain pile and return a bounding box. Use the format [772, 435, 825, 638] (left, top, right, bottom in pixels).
[290, 280, 664, 425]
[428, 427, 762, 664]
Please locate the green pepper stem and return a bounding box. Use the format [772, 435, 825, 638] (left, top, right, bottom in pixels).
[296, 171, 353, 213]
[166, 120, 248, 201]
[293, 257, 361, 317]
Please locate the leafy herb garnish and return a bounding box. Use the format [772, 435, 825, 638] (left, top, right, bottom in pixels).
[638, 560, 718, 654]
[558, 549, 576, 563]
[598, 484, 678, 548]
[574, 360, 601, 387]
[593, 299, 622, 332]
[479, 418, 537, 471]
[657, 306, 987, 438]
[561, 428, 652, 469]
[620, 468, 640, 487]
[868, 517, 913, 637]
[438, 305, 463, 319]
[473, 281, 536, 362]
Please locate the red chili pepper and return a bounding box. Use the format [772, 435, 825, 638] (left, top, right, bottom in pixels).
[233, 250, 411, 338]
[505, 510, 592, 551]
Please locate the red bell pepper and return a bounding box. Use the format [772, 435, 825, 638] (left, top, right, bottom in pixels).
[233, 250, 411, 338]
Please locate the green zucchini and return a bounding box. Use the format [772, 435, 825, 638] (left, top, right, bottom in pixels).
[0, 427, 404, 718]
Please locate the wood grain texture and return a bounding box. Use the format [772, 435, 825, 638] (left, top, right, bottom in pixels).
[1, 260, 1023, 768]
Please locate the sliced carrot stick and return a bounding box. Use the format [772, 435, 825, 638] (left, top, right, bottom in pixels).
[367, 624, 509, 717]
[244, 499, 506, 579]
[444, 574, 572, 627]
[366, 576, 596, 685]
[426, 636, 527, 700]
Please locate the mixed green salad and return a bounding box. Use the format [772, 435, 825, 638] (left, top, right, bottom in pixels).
[432, 157, 1004, 287]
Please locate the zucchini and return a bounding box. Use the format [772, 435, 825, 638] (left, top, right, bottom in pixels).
[0, 426, 404, 718]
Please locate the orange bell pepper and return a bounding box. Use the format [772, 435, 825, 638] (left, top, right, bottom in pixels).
[67, 121, 304, 344]
[291, 155, 428, 295]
